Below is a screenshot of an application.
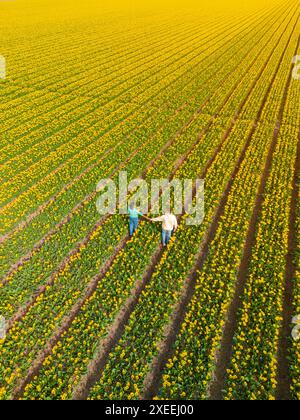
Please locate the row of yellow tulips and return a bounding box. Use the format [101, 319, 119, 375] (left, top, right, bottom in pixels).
[87, 9, 299, 399]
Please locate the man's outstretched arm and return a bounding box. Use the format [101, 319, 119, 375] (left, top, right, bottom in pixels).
[152, 216, 164, 222]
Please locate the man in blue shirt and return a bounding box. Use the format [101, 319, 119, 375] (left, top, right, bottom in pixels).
[128, 202, 144, 236]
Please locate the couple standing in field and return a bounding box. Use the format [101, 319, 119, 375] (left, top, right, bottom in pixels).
[128, 202, 178, 246]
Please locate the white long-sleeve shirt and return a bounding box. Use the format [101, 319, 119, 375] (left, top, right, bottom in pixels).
[152, 213, 178, 231]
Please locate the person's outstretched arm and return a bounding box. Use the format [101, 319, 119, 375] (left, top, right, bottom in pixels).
[174, 217, 178, 230]
[152, 216, 164, 222]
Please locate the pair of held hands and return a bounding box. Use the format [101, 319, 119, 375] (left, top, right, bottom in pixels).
[141, 215, 154, 222]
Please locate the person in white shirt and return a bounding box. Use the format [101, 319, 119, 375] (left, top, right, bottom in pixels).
[151, 212, 178, 246]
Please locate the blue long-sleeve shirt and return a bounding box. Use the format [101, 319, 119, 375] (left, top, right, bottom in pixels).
[128, 208, 143, 219]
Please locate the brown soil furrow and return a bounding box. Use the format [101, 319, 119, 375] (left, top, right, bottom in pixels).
[276, 127, 300, 400]
[142, 9, 299, 400]
[209, 27, 300, 401]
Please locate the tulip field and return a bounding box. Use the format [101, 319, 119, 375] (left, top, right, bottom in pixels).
[0, 0, 299, 401]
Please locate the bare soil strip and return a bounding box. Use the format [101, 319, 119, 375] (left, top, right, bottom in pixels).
[142, 10, 299, 400]
[209, 29, 300, 402]
[276, 127, 300, 400]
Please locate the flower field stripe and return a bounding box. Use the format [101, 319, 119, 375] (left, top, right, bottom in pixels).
[0, 21, 226, 165]
[0, 13, 246, 165]
[0, 97, 217, 398]
[14, 113, 215, 398]
[0, 13, 193, 106]
[0, 17, 211, 135]
[156, 14, 300, 401]
[0, 18, 206, 131]
[275, 51, 300, 401]
[220, 46, 300, 400]
[1, 1, 279, 110]
[0, 14, 192, 89]
[1, 1, 278, 90]
[0, 1, 290, 331]
[0, 9, 244, 139]
[83, 7, 298, 398]
[0, 121, 246, 398]
[0, 3, 290, 271]
[224, 127, 299, 399]
[0, 11, 270, 203]
[0, 40, 264, 225]
[210, 39, 300, 402]
[0, 6, 282, 180]
[0, 16, 220, 108]
[149, 16, 300, 399]
[0, 12, 173, 76]
[0, 37, 262, 278]
[1, 0, 292, 294]
[290, 172, 300, 400]
[71, 245, 166, 401]
[0, 16, 241, 167]
[1, 13, 205, 94]
[14, 110, 255, 398]
[0, 1, 297, 402]
[2, 1, 275, 81]
[276, 130, 300, 400]
[1, 0, 292, 328]
[0, 5, 296, 398]
[0, 6, 280, 276]
[1, 14, 284, 225]
[0, 21, 201, 139]
[17, 227, 162, 400]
